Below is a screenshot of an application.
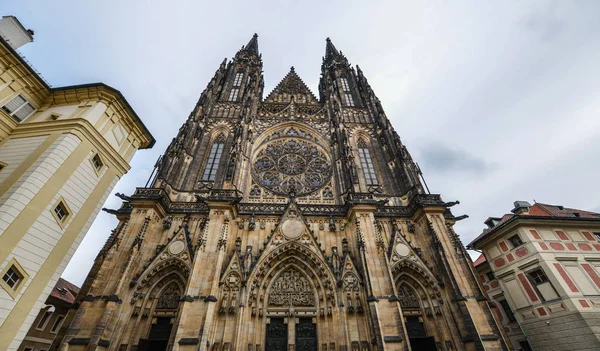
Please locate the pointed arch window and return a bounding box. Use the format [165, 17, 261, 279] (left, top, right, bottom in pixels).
[233, 72, 244, 87]
[340, 77, 354, 107]
[228, 88, 240, 102]
[357, 139, 378, 185]
[202, 134, 225, 181]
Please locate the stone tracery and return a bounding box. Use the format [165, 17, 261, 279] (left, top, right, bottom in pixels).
[252, 126, 331, 196]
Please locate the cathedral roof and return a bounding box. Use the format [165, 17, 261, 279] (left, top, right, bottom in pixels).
[264, 66, 319, 104]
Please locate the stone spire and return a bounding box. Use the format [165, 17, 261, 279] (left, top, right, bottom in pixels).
[244, 33, 259, 55]
[325, 37, 340, 61]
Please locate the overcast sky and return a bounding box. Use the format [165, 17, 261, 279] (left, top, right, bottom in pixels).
[5, 1, 600, 286]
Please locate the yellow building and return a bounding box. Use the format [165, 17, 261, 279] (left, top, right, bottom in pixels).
[0, 16, 154, 351]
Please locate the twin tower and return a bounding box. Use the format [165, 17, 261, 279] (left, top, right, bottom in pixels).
[54, 35, 508, 351]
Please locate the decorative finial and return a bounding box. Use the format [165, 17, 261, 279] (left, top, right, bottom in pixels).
[326, 37, 331, 42]
[253, 33, 258, 38]
[290, 66, 295, 72]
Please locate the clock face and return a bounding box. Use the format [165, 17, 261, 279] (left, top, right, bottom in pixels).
[252, 127, 331, 196]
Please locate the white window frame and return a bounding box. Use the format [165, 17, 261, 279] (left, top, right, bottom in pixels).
[1, 94, 36, 122]
[51, 314, 65, 333]
[36, 309, 53, 331]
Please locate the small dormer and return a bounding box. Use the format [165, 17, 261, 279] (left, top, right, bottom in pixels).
[511, 201, 531, 215]
[484, 217, 502, 229]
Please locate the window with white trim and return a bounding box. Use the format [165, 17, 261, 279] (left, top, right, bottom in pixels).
[508, 234, 524, 248]
[2, 94, 35, 121]
[202, 134, 225, 181]
[36, 309, 53, 330]
[357, 139, 378, 185]
[51, 315, 65, 333]
[527, 268, 559, 301]
[233, 72, 244, 86]
[228, 88, 240, 102]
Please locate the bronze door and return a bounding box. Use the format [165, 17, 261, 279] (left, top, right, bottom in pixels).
[266, 318, 288, 351]
[295, 318, 317, 351]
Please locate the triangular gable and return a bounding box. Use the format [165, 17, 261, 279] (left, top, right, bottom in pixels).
[264, 67, 319, 104]
[220, 251, 243, 288]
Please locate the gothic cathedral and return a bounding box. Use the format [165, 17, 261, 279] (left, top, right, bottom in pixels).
[56, 36, 508, 351]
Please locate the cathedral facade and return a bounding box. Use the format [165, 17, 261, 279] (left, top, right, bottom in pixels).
[55, 36, 508, 351]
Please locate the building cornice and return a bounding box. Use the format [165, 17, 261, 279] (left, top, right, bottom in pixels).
[11, 119, 132, 175]
[468, 215, 600, 250]
[49, 84, 154, 148]
[0, 37, 154, 149]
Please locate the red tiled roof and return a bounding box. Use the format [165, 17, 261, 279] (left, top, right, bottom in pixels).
[49, 278, 80, 305]
[468, 202, 600, 249]
[530, 203, 600, 219]
[473, 254, 487, 267]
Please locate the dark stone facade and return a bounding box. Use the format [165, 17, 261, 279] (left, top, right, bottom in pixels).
[53, 35, 509, 351]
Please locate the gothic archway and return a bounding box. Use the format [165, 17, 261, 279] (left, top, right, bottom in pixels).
[245, 242, 337, 350]
[392, 262, 448, 351]
[128, 258, 189, 351]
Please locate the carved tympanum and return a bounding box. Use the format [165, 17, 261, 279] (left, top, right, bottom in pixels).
[156, 283, 181, 310]
[268, 267, 315, 307]
[398, 284, 420, 309]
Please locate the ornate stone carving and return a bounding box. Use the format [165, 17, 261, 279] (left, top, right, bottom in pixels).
[398, 284, 420, 309]
[268, 268, 315, 307]
[253, 130, 331, 196]
[156, 283, 181, 310]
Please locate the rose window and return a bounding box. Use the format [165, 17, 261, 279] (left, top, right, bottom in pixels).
[253, 136, 331, 196]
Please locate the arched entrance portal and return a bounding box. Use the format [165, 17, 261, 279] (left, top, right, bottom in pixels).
[397, 283, 437, 350]
[265, 266, 318, 351]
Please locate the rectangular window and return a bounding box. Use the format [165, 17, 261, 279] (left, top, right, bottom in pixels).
[91, 154, 104, 171]
[486, 272, 495, 281]
[344, 93, 354, 107]
[228, 88, 240, 102]
[508, 234, 524, 248]
[2, 94, 35, 122]
[51, 315, 65, 333]
[202, 141, 224, 181]
[498, 300, 515, 322]
[54, 202, 69, 222]
[527, 268, 559, 301]
[37, 310, 53, 330]
[233, 72, 244, 86]
[593, 232, 600, 241]
[2, 266, 22, 288]
[358, 147, 378, 185]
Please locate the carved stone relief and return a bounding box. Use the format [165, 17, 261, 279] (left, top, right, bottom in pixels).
[268, 267, 315, 307]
